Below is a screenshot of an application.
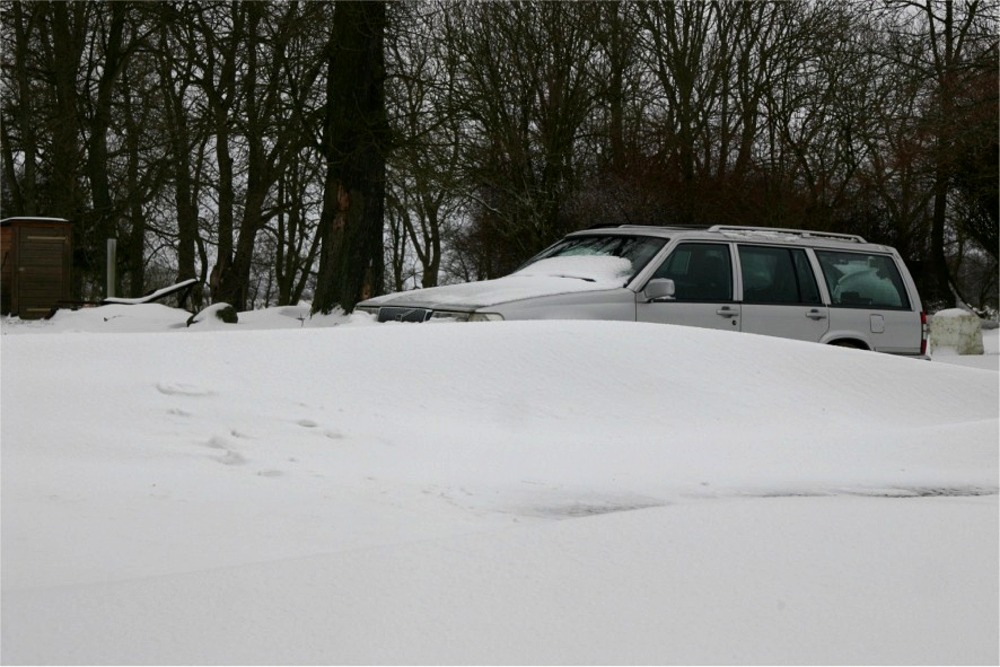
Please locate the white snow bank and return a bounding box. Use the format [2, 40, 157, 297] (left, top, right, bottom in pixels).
[1, 303, 364, 334]
[934, 307, 976, 318]
[4, 496, 995, 665]
[3, 301, 998, 372]
[1, 313, 997, 664]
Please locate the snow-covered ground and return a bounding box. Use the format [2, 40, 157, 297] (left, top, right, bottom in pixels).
[2, 305, 997, 664]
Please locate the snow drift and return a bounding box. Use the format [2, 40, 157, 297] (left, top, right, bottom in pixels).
[1, 307, 997, 664]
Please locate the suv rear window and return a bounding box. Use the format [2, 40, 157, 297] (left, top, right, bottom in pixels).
[815, 250, 911, 310]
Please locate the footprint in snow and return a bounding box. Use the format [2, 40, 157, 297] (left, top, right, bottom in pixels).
[215, 450, 247, 466]
[205, 435, 230, 450]
[291, 419, 346, 441]
[157, 382, 214, 397]
[205, 435, 247, 466]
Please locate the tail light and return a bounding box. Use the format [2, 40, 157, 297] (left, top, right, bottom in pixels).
[920, 311, 929, 356]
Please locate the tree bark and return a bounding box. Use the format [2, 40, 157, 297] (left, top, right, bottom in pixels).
[313, 1, 388, 314]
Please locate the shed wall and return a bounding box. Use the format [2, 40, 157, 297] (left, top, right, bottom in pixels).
[1, 218, 73, 318]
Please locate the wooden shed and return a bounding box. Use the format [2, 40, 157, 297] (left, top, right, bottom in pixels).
[1, 217, 73, 319]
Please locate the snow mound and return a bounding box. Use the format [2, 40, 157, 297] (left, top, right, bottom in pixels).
[2, 315, 997, 664]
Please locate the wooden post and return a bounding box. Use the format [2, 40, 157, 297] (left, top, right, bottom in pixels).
[107, 238, 117, 299]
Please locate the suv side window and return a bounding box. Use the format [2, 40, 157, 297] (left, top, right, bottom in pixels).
[738, 245, 821, 305]
[653, 243, 732, 301]
[815, 250, 911, 309]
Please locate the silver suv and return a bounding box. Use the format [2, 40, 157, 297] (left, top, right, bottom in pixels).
[357, 225, 928, 357]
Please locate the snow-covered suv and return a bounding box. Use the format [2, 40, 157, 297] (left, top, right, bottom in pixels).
[357, 225, 928, 357]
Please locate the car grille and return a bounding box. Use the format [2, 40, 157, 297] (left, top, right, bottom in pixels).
[377, 306, 432, 323]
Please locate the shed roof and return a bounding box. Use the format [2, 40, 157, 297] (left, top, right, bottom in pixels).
[1, 217, 71, 226]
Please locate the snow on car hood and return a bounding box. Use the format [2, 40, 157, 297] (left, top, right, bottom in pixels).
[368, 256, 633, 310]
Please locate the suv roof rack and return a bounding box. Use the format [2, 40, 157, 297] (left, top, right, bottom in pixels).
[619, 224, 710, 230]
[708, 225, 866, 243]
[581, 223, 709, 231]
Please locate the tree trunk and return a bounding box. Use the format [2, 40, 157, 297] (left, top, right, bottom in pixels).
[121, 70, 146, 298]
[84, 3, 130, 296]
[7, 2, 38, 215]
[313, 1, 388, 314]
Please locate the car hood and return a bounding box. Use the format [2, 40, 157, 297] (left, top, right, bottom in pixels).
[364, 256, 633, 310]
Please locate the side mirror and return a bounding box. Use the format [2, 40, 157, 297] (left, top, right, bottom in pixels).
[644, 278, 676, 303]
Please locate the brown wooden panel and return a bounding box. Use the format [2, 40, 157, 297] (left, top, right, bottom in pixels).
[0, 225, 11, 314]
[18, 251, 64, 265]
[4, 218, 73, 318]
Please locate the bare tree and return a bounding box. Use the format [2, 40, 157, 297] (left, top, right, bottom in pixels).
[1, 1, 42, 216]
[895, 0, 997, 307]
[3, 0, 995, 312]
[185, 3, 326, 310]
[269, 153, 324, 305]
[384, 2, 468, 289]
[313, 0, 389, 314]
[442, 2, 603, 276]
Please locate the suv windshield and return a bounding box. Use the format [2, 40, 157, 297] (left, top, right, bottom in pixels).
[523, 234, 667, 281]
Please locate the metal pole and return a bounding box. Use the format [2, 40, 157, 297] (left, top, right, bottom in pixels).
[106, 238, 117, 299]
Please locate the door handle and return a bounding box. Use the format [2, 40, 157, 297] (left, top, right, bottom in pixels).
[716, 306, 738, 318]
[806, 309, 827, 320]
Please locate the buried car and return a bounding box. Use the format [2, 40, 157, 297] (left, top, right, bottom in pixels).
[356, 225, 928, 357]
